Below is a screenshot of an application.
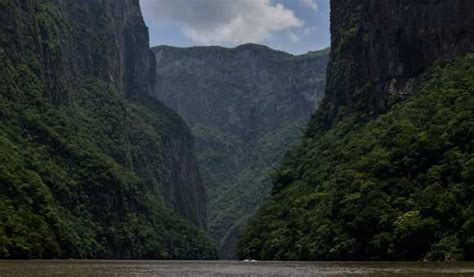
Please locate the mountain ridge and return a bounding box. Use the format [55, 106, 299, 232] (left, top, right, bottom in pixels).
[151, 43, 329, 258]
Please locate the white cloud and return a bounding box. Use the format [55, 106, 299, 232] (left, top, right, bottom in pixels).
[140, 0, 303, 45]
[288, 31, 300, 43]
[299, 0, 318, 11]
[303, 26, 317, 35]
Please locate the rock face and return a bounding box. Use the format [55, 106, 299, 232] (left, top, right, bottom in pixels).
[54, 0, 207, 226]
[315, 0, 474, 131]
[59, 0, 155, 98]
[239, 0, 474, 261]
[0, 0, 214, 258]
[154, 44, 328, 138]
[152, 44, 329, 258]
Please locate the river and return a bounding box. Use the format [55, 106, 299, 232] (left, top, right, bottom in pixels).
[1, 260, 474, 276]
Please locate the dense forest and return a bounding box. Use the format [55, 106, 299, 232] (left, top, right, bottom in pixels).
[238, 0, 474, 261]
[0, 0, 216, 259]
[239, 55, 474, 260]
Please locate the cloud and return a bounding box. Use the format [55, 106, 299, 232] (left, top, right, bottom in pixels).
[288, 31, 300, 43]
[303, 26, 317, 35]
[140, 0, 303, 45]
[299, 0, 318, 11]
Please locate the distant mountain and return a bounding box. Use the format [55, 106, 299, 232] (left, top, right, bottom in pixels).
[152, 44, 329, 258]
[239, 0, 474, 261]
[0, 0, 215, 259]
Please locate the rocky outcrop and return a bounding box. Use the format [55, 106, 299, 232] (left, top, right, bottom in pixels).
[314, 0, 474, 131]
[58, 0, 155, 98]
[152, 44, 328, 258]
[0, 0, 213, 258]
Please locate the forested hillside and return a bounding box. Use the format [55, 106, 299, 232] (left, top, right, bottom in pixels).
[0, 0, 215, 259]
[239, 0, 474, 261]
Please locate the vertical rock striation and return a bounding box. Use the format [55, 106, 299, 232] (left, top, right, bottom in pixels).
[57, 0, 155, 97]
[314, 0, 474, 132]
[152, 44, 329, 258]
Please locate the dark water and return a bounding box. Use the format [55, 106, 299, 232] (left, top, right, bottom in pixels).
[1, 260, 474, 276]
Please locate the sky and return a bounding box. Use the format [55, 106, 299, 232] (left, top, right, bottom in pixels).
[140, 0, 330, 55]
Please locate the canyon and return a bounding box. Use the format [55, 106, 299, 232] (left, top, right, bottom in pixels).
[152, 44, 328, 258]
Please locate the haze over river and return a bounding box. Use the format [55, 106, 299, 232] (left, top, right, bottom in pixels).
[1, 260, 474, 276]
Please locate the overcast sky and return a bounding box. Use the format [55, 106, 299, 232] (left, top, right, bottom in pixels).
[140, 0, 330, 55]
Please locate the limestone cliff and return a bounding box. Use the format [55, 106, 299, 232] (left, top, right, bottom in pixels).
[314, 0, 474, 132]
[0, 0, 213, 258]
[152, 44, 328, 258]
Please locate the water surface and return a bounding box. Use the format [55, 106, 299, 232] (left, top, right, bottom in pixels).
[1, 260, 474, 276]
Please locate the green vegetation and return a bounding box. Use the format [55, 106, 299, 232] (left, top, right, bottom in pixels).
[199, 120, 307, 258]
[153, 44, 328, 258]
[0, 77, 216, 259]
[0, 0, 216, 259]
[239, 55, 474, 261]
